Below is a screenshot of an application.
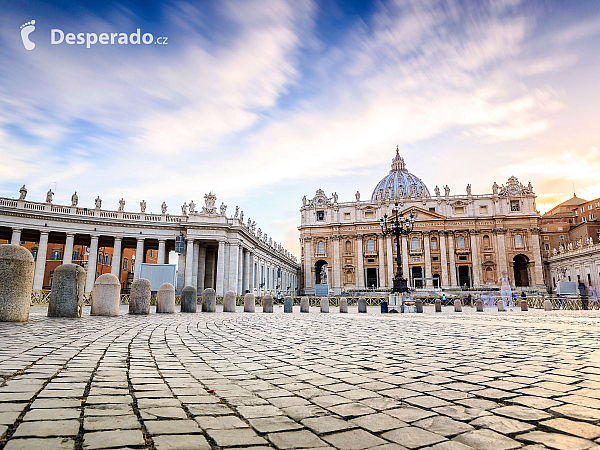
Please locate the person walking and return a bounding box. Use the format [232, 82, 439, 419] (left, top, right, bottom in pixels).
[499, 271, 513, 311]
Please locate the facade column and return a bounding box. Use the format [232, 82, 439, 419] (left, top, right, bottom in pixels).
[198, 245, 206, 291]
[111, 237, 122, 277]
[496, 229, 509, 281]
[64, 233, 75, 264]
[423, 231, 433, 287]
[176, 252, 185, 292]
[157, 239, 166, 264]
[191, 241, 199, 289]
[470, 230, 481, 287]
[439, 232, 449, 287]
[401, 235, 409, 285]
[237, 247, 244, 294]
[356, 236, 365, 288]
[228, 243, 239, 293]
[216, 241, 225, 296]
[243, 250, 250, 293]
[10, 228, 22, 245]
[530, 229, 545, 287]
[333, 236, 342, 295]
[386, 236, 394, 287]
[248, 252, 255, 292]
[33, 231, 50, 290]
[304, 238, 313, 293]
[447, 232, 458, 287]
[84, 235, 99, 292]
[184, 238, 194, 287]
[223, 244, 230, 292]
[378, 236, 386, 288]
[134, 237, 145, 281]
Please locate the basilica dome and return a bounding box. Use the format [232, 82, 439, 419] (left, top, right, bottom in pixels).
[371, 148, 430, 200]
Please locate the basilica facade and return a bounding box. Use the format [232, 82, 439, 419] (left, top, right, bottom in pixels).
[298, 149, 545, 295]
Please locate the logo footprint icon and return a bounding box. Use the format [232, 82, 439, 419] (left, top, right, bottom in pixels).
[20, 20, 36, 50]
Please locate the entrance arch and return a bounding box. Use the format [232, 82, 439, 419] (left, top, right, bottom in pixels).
[315, 260, 328, 285]
[513, 254, 530, 287]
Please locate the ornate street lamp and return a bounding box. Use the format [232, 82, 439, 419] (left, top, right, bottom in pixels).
[380, 202, 415, 293]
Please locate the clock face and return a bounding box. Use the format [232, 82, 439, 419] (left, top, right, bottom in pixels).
[317, 198, 324, 205]
[508, 185, 519, 195]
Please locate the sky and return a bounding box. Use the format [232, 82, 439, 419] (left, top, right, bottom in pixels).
[1, 0, 599, 258]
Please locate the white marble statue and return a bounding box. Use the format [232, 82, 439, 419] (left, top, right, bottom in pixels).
[19, 185, 27, 200]
[71, 192, 78, 207]
[202, 192, 217, 214]
[95, 196, 102, 209]
[257, 228, 262, 239]
[46, 189, 54, 204]
[118, 198, 125, 212]
[434, 185, 440, 196]
[234, 206, 239, 218]
[181, 202, 188, 215]
[332, 192, 338, 203]
[466, 184, 472, 195]
[220, 202, 227, 215]
[444, 185, 450, 196]
[161, 202, 168, 214]
[302, 195, 307, 206]
[140, 200, 147, 213]
[189, 200, 196, 214]
[239, 211, 244, 222]
[492, 182, 499, 195]
[320, 266, 328, 284]
[355, 191, 360, 202]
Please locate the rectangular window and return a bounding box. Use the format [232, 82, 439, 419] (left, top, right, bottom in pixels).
[510, 200, 520, 212]
[542, 227, 547, 231]
[558, 227, 563, 231]
[544, 236, 549, 240]
[364, 211, 374, 219]
[344, 212, 351, 220]
[429, 207, 435, 212]
[316, 211, 324, 221]
[544, 243, 549, 250]
[454, 206, 464, 214]
[480, 205, 487, 213]
[72, 251, 78, 260]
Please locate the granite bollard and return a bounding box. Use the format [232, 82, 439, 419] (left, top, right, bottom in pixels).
[476, 299, 484, 312]
[415, 299, 423, 313]
[339, 297, 348, 313]
[520, 299, 528, 311]
[180, 286, 197, 313]
[223, 290, 236, 312]
[454, 299, 462, 312]
[48, 263, 86, 318]
[358, 298, 367, 313]
[244, 293, 256, 313]
[202, 288, 216, 312]
[300, 296, 309, 313]
[91, 273, 120, 316]
[0, 244, 34, 322]
[262, 294, 273, 313]
[129, 278, 151, 315]
[497, 298, 505, 312]
[435, 298, 442, 312]
[320, 297, 329, 313]
[284, 296, 293, 313]
[156, 283, 175, 313]
[544, 299, 553, 311]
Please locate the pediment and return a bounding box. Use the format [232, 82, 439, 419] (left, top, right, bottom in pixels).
[393, 206, 446, 221]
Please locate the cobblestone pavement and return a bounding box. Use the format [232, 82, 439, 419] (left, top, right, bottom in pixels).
[2, 305, 600, 449]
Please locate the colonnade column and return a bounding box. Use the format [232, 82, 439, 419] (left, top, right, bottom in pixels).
[243, 250, 250, 293]
[496, 229, 509, 280]
[84, 235, 99, 292]
[184, 238, 194, 287]
[64, 233, 75, 264]
[304, 238, 313, 293]
[198, 245, 206, 291]
[237, 247, 243, 295]
[33, 231, 49, 290]
[191, 241, 199, 289]
[216, 241, 225, 296]
[134, 237, 145, 281]
[423, 231, 433, 288]
[386, 236, 394, 287]
[378, 236, 385, 288]
[157, 239, 166, 264]
[447, 232, 458, 287]
[10, 228, 22, 245]
[401, 235, 409, 285]
[531, 228, 545, 287]
[356, 236, 365, 289]
[228, 243, 239, 294]
[176, 252, 185, 292]
[111, 237, 122, 277]
[470, 230, 481, 287]
[439, 232, 449, 287]
[333, 236, 341, 295]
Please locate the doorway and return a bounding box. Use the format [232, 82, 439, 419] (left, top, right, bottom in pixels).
[366, 268, 378, 288]
[458, 266, 471, 288]
[513, 255, 530, 287]
[411, 266, 423, 288]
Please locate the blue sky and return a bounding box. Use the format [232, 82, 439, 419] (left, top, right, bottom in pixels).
[1, 0, 600, 257]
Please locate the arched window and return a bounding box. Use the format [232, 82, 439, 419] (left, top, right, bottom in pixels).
[515, 234, 523, 248]
[485, 267, 494, 281]
[123, 258, 128, 271]
[317, 241, 325, 254]
[411, 237, 420, 250]
[98, 252, 103, 264]
[104, 254, 110, 266]
[366, 239, 375, 252]
[430, 237, 438, 251]
[457, 235, 466, 249]
[483, 235, 491, 249]
[345, 240, 351, 253]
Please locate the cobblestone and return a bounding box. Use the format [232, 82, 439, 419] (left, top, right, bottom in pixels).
[1, 305, 600, 449]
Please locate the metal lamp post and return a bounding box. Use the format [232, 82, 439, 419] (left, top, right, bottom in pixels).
[380, 202, 415, 293]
